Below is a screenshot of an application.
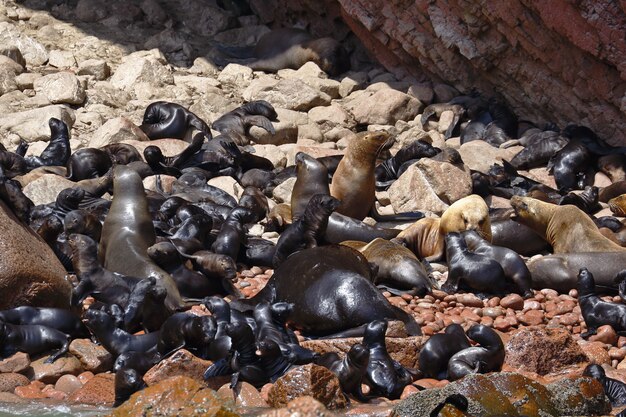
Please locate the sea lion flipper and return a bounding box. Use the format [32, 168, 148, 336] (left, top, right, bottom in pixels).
[392, 305, 421, 336]
[243, 115, 275, 135]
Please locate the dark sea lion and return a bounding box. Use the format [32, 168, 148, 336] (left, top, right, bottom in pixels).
[63, 209, 102, 242]
[143, 132, 205, 176]
[101, 143, 142, 165]
[157, 312, 216, 358]
[185, 250, 240, 297]
[510, 196, 626, 253]
[341, 238, 434, 296]
[583, 364, 626, 407]
[462, 230, 533, 298]
[139, 101, 212, 141]
[510, 131, 568, 170]
[290, 151, 331, 221]
[0, 307, 87, 338]
[69, 234, 139, 309]
[0, 320, 71, 363]
[238, 186, 269, 223]
[114, 368, 146, 407]
[418, 323, 471, 379]
[172, 171, 238, 208]
[273, 194, 340, 267]
[578, 268, 626, 338]
[446, 324, 505, 381]
[82, 308, 160, 357]
[100, 165, 185, 310]
[65, 148, 112, 181]
[330, 131, 392, 220]
[528, 252, 626, 292]
[243, 237, 276, 267]
[256, 339, 295, 384]
[548, 136, 595, 192]
[222, 28, 349, 76]
[220, 321, 265, 387]
[375, 140, 441, 189]
[0, 175, 33, 224]
[609, 194, 626, 217]
[122, 277, 171, 333]
[600, 181, 626, 203]
[113, 350, 161, 373]
[240, 168, 276, 192]
[0, 150, 27, 178]
[443, 232, 507, 294]
[212, 206, 255, 261]
[558, 185, 601, 214]
[212, 100, 277, 145]
[362, 320, 413, 400]
[165, 213, 212, 255]
[318, 342, 370, 401]
[490, 218, 551, 256]
[24, 118, 71, 169]
[597, 154, 626, 183]
[231, 245, 421, 337]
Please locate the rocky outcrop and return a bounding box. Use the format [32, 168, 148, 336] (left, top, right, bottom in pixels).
[270, 0, 626, 146]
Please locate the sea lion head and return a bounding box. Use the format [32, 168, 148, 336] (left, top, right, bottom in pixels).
[306, 37, 350, 76]
[270, 302, 294, 323]
[56, 187, 85, 207]
[582, 364, 606, 380]
[346, 342, 369, 368]
[48, 117, 69, 138]
[444, 323, 467, 339]
[577, 268, 595, 297]
[510, 196, 556, 234]
[82, 308, 112, 331]
[147, 242, 179, 265]
[440, 194, 491, 241]
[362, 320, 387, 347]
[609, 195, 626, 217]
[356, 131, 393, 158]
[203, 296, 231, 320]
[466, 324, 503, 350]
[68, 233, 97, 256]
[143, 145, 165, 166]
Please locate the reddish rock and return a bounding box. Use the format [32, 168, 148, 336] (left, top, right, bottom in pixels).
[77, 371, 94, 384]
[0, 352, 30, 373]
[110, 376, 238, 417]
[66, 373, 115, 406]
[609, 347, 626, 361]
[42, 384, 67, 400]
[0, 392, 27, 403]
[216, 382, 267, 408]
[519, 310, 544, 326]
[589, 325, 618, 346]
[580, 341, 611, 365]
[14, 381, 47, 399]
[546, 377, 611, 416]
[505, 327, 588, 375]
[143, 349, 212, 386]
[500, 294, 524, 310]
[558, 313, 580, 326]
[268, 364, 347, 409]
[55, 374, 83, 395]
[455, 294, 484, 308]
[27, 355, 83, 384]
[69, 339, 113, 373]
[493, 317, 511, 332]
[0, 373, 29, 392]
[257, 396, 332, 417]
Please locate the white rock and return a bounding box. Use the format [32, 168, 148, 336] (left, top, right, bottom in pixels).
[243, 78, 331, 112]
[89, 117, 149, 148]
[0, 69, 17, 96]
[77, 59, 110, 80]
[22, 174, 77, 206]
[48, 50, 77, 68]
[14, 72, 41, 90]
[272, 177, 296, 203]
[110, 49, 173, 91]
[34, 72, 86, 105]
[217, 64, 254, 88]
[0, 55, 23, 74]
[0, 105, 75, 143]
[0, 22, 48, 66]
[252, 144, 287, 168]
[457, 140, 523, 174]
[345, 88, 423, 125]
[308, 104, 354, 133]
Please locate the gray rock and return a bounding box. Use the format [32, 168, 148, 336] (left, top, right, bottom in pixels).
[77, 59, 110, 80]
[208, 176, 242, 200]
[408, 82, 434, 104]
[140, 0, 168, 26]
[217, 63, 254, 89]
[243, 78, 331, 112]
[48, 50, 77, 68]
[457, 140, 523, 174]
[345, 88, 423, 125]
[249, 120, 297, 146]
[0, 55, 23, 74]
[272, 177, 296, 203]
[0, 69, 17, 96]
[75, 0, 108, 22]
[433, 83, 460, 103]
[110, 49, 173, 91]
[252, 144, 287, 168]
[0, 105, 75, 143]
[308, 104, 355, 133]
[0, 22, 48, 66]
[34, 72, 86, 105]
[0, 46, 25, 68]
[89, 117, 148, 148]
[22, 174, 77, 206]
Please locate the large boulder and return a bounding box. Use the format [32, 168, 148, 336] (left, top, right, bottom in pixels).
[0, 201, 71, 309]
[0, 105, 75, 144]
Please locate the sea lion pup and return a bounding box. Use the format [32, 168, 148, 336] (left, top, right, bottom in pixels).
[362, 320, 414, 400]
[114, 368, 145, 407]
[509, 131, 569, 170]
[443, 232, 507, 295]
[316, 343, 370, 401]
[24, 118, 71, 170]
[0, 307, 88, 338]
[212, 100, 277, 146]
[100, 165, 185, 310]
[0, 150, 27, 178]
[143, 132, 205, 175]
[273, 194, 340, 267]
[340, 238, 435, 296]
[231, 245, 421, 337]
[418, 324, 470, 379]
[600, 181, 626, 203]
[101, 143, 142, 165]
[0, 175, 33, 224]
[238, 186, 269, 223]
[375, 140, 441, 189]
[583, 364, 626, 407]
[157, 312, 217, 358]
[65, 148, 113, 181]
[578, 268, 626, 338]
[462, 230, 533, 298]
[609, 194, 626, 217]
[0, 320, 71, 363]
[598, 153, 626, 183]
[510, 196, 626, 253]
[222, 28, 349, 76]
[139, 101, 212, 141]
[212, 206, 256, 262]
[558, 185, 601, 214]
[291, 152, 331, 220]
[64, 209, 102, 242]
[82, 308, 160, 357]
[184, 250, 240, 297]
[446, 324, 505, 381]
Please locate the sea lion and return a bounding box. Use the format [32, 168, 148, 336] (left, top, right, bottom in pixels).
[265, 203, 292, 233]
[212, 100, 277, 145]
[583, 364, 626, 407]
[114, 368, 146, 407]
[317, 343, 370, 401]
[440, 194, 491, 241]
[212, 206, 255, 262]
[221, 28, 349, 76]
[362, 320, 413, 400]
[122, 277, 171, 333]
[509, 130, 568, 170]
[510, 196, 626, 253]
[82, 308, 160, 357]
[548, 135, 595, 192]
[143, 133, 204, 176]
[418, 324, 471, 379]
[99, 165, 185, 310]
[63, 209, 102, 242]
[0, 175, 33, 224]
[65, 148, 113, 181]
[578, 268, 626, 338]
[528, 252, 626, 292]
[157, 312, 217, 358]
[273, 194, 340, 267]
[558, 185, 601, 214]
[113, 350, 161, 373]
[0, 320, 71, 363]
[341, 238, 434, 296]
[0, 150, 27, 178]
[490, 218, 551, 256]
[291, 152, 331, 220]
[597, 154, 626, 183]
[0, 307, 87, 339]
[238, 186, 269, 223]
[443, 232, 507, 294]
[230, 245, 421, 337]
[395, 218, 446, 261]
[330, 131, 392, 220]
[600, 181, 626, 203]
[101, 143, 142, 165]
[609, 194, 626, 217]
[185, 250, 240, 297]
[139, 101, 212, 141]
[446, 324, 505, 381]
[375, 140, 441, 189]
[24, 118, 71, 169]
[462, 230, 533, 298]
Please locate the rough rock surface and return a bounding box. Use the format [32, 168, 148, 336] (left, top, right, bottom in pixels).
[0, 201, 71, 309]
[67, 373, 115, 406]
[143, 349, 212, 386]
[69, 339, 113, 373]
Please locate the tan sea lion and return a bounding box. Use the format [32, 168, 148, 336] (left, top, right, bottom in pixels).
[395, 217, 445, 261]
[330, 131, 391, 220]
[609, 194, 626, 217]
[510, 195, 626, 253]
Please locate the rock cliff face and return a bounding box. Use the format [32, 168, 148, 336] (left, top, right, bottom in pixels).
[268, 0, 626, 146]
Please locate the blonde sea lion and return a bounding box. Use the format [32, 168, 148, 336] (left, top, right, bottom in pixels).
[609, 195, 626, 217]
[510, 195, 626, 253]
